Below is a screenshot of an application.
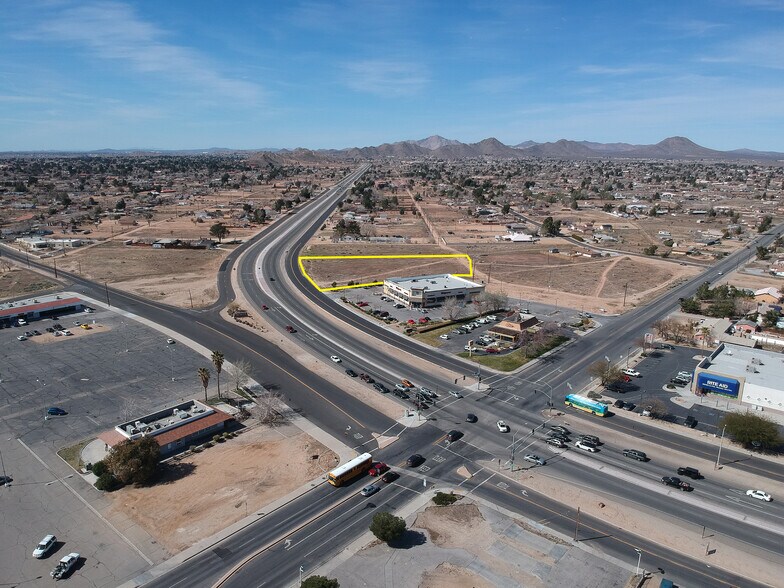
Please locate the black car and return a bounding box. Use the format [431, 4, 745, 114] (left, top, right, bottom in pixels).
[547, 432, 569, 442]
[47, 407, 67, 416]
[579, 434, 601, 445]
[406, 454, 424, 467]
[677, 466, 701, 479]
[465, 413, 478, 423]
[549, 425, 570, 436]
[393, 390, 410, 400]
[624, 402, 636, 411]
[613, 399, 625, 408]
[683, 415, 698, 428]
[446, 430, 463, 442]
[623, 449, 648, 461]
[373, 383, 388, 393]
[345, 369, 358, 377]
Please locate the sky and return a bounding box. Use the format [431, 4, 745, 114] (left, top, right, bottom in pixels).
[1, 0, 784, 151]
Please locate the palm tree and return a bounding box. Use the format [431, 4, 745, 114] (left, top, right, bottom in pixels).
[198, 367, 211, 402]
[211, 351, 225, 399]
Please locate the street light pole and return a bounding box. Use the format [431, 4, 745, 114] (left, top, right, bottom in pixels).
[715, 424, 727, 469]
[634, 548, 642, 576]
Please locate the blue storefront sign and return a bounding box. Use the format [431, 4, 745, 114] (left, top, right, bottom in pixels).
[696, 372, 740, 398]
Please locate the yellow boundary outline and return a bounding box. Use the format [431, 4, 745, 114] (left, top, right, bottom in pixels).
[297, 254, 474, 292]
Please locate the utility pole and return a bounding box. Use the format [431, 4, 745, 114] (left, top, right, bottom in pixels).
[715, 424, 727, 469]
[623, 282, 629, 307]
[53, 258, 58, 278]
[573, 506, 581, 541]
[104, 282, 111, 307]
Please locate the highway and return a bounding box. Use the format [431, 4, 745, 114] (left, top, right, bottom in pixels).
[3, 166, 783, 587]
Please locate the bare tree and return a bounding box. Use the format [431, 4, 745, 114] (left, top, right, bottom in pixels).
[644, 398, 669, 419]
[228, 359, 253, 394]
[587, 359, 624, 386]
[442, 297, 463, 321]
[254, 389, 286, 425]
[487, 292, 508, 312]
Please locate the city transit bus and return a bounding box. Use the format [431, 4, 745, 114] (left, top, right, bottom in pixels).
[328, 452, 373, 486]
[564, 393, 608, 417]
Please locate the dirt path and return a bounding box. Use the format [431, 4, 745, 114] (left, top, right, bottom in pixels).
[592, 256, 624, 297]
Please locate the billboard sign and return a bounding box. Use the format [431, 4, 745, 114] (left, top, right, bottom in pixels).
[696, 372, 740, 398]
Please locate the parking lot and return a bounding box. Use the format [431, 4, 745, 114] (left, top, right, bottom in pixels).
[598, 345, 729, 432]
[0, 296, 211, 587]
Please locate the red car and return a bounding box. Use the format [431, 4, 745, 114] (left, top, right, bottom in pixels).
[368, 462, 389, 476]
[262, 305, 269, 310]
[285, 325, 296, 333]
[357, 302, 369, 307]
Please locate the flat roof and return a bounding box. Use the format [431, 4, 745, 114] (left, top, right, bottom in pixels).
[705, 343, 784, 389]
[385, 273, 482, 291]
[0, 295, 82, 318]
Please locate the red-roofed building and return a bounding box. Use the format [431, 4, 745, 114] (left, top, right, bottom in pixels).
[0, 295, 85, 326]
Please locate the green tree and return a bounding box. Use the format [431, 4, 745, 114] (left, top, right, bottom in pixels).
[209, 222, 230, 242]
[587, 359, 623, 386]
[301, 576, 340, 588]
[541, 216, 561, 236]
[369, 511, 407, 543]
[501, 203, 511, 214]
[756, 246, 770, 260]
[643, 244, 659, 256]
[104, 436, 160, 486]
[720, 412, 781, 449]
[758, 215, 773, 233]
[253, 208, 267, 223]
[762, 309, 781, 328]
[273, 198, 285, 212]
[679, 297, 701, 314]
[116, 198, 126, 210]
[211, 350, 225, 399]
[198, 367, 211, 402]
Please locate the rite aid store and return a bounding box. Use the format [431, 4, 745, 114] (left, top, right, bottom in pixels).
[694, 343, 784, 414]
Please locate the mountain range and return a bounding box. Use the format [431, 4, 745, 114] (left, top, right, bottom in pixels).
[3, 136, 783, 162]
[316, 135, 784, 161]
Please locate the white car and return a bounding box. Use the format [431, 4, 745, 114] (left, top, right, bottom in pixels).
[746, 489, 772, 502]
[18, 318, 28, 326]
[167, 338, 175, 344]
[574, 440, 598, 452]
[523, 454, 545, 465]
[33, 534, 57, 558]
[51, 553, 79, 579]
[439, 334, 450, 340]
[622, 368, 641, 378]
[330, 355, 342, 363]
[496, 420, 510, 433]
[17, 335, 27, 341]
[449, 390, 463, 398]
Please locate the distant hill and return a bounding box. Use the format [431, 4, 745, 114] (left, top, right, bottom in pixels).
[3, 136, 782, 162]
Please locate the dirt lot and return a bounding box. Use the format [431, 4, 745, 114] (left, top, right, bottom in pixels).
[0, 266, 60, 300]
[56, 241, 228, 308]
[106, 425, 337, 555]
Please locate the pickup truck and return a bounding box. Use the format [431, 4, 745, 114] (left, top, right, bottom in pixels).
[661, 476, 692, 491]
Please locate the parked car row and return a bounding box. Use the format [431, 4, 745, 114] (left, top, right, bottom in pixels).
[31, 533, 81, 580]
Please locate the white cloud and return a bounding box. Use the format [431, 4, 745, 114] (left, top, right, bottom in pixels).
[343, 60, 428, 96]
[578, 64, 655, 76]
[17, 1, 264, 103]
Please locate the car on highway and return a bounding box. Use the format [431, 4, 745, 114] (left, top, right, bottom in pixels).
[372, 383, 388, 393]
[545, 437, 567, 448]
[345, 369, 357, 377]
[262, 305, 269, 310]
[523, 454, 546, 465]
[368, 462, 389, 476]
[578, 434, 600, 445]
[393, 389, 410, 400]
[574, 440, 597, 452]
[549, 425, 570, 435]
[406, 454, 424, 467]
[622, 449, 647, 461]
[419, 387, 435, 398]
[330, 355, 342, 363]
[547, 432, 569, 443]
[33, 534, 57, 558]
[465, 413, 477, 423]
[496, 420, 510, 433]
[401, 379, 414, 388]
[51, 553, 79, 579]
[677, 467, 701, 479]
[449, 390, 463, 398]
[381, 471, 399, 483]
[47, 407, 67, 416]
[746, 489, 772, 502]
[622, 368, 641, 378]
[360, 484, 380, 497]
[661, 476, 692, 491]
[285, 325, 296, 333]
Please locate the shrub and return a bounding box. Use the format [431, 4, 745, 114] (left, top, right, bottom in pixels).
[103, 436, 160, 487]
[213, 434, 222, 443]
[432, 492, 458, 506]
[301, 576, 340, 588]
[369, 511, 406, 543]
[91, 460, 108, 477]
[95, 472, 120, 492]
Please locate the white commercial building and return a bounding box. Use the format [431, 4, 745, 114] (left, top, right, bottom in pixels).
[694, 343, 784, 414]
[383, 274, 485, 309]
